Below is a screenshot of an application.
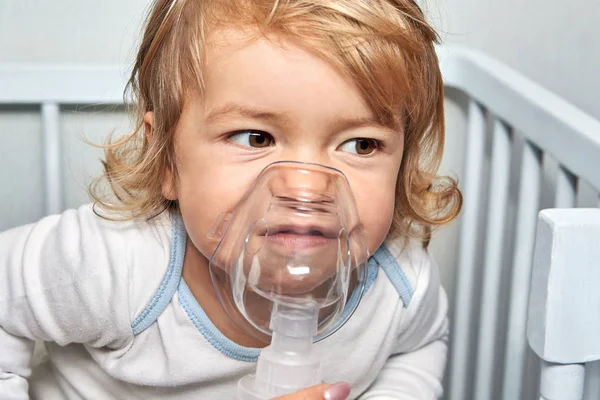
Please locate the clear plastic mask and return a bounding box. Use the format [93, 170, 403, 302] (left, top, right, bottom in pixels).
[208, 161, 369, 344]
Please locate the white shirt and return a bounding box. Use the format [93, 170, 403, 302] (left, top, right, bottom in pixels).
[0, 204, 448, 399]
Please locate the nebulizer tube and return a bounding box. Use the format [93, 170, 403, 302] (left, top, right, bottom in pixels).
[237, 302, 321, 399]
[208, 161, 369, 399]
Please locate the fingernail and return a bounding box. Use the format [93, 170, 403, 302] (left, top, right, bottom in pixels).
[324, 382, 351, 400]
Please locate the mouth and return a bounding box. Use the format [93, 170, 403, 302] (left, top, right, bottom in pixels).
[264, 224, 339, 249]
[268, 223, 339, 238]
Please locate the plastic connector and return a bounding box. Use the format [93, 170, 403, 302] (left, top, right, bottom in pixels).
[237, 303, 322, 399]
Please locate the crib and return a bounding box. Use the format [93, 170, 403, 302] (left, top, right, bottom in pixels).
[1, 47, 600, 400]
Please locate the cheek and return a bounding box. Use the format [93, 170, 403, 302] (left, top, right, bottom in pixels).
[352, 182, 396, 254]
[177, 186, 222, 259]
[175, 163, 266, 259]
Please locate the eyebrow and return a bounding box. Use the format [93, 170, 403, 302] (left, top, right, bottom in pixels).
[205, 103, 292, 126]
[205, 102, 397, 135]
[330, 116, 397, 136]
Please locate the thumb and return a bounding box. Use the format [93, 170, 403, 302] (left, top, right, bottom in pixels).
[273, 382, 351, 400]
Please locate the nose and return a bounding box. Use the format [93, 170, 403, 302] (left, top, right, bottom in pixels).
[268, 162, 338, 202]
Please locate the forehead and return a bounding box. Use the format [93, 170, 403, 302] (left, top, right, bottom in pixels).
[199, 28, 377, 123]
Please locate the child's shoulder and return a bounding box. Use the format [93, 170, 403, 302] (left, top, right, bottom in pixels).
[371, 236, 440, 309]
[383, 237, 435, 279]
[67, 203, 174, 250]
[0, 204, 178, 346]
[76, 204, 180, 331]
[53, 204, 175, 281]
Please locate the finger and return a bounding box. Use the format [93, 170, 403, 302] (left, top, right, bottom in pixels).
[272, 382, 351, 400]
[323, 382, 351, 400]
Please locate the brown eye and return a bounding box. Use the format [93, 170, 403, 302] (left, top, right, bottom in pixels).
[248, 132, 273, 148]
[229, 130, 274, 148]
[340, 138, 379, 155]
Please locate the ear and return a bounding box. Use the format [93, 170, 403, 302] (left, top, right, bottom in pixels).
[144, 111, 178, 201]
[143, 111, 154, 141]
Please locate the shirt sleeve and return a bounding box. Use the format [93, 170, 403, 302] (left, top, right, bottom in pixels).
[0, 206, 133, 399]
[358, 242, 449, 400]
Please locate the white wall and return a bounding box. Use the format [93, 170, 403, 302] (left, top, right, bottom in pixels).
[0, 0, 148, 64]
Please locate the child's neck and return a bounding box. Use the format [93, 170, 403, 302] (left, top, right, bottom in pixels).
[181, 238, 267, 349]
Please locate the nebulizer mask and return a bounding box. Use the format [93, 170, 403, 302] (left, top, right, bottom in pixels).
[208, 161, 369, 399]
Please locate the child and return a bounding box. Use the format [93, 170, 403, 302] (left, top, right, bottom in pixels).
[0, 0, 462, 398]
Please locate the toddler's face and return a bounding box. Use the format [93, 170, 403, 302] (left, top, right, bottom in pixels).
[161, 28, 404, 263]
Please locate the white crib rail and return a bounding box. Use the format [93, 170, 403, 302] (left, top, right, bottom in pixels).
[439, 47, 600, 400]
[0, 65, 126, 104]
[0, 65, 127, 215]
[528, 209, 600, 400]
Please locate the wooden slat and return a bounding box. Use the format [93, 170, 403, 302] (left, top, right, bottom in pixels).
[540, 362, 585, 400]
[473, 118, 512, 400]
[584, 361, 600, 400]
[448, 100, 487, 400]
[555, 165, 577, 208]
[41, 102, 62, 215]
[501, 141, 543, 400]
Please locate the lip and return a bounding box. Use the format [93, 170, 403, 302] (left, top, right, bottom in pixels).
[266, 231, 335, 250]
[259, 222, 340, 250]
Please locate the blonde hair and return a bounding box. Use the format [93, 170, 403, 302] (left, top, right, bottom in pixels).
[90, 0, 462, 241]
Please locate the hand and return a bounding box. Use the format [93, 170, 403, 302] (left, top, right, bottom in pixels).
[273, 382, 351, 400]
